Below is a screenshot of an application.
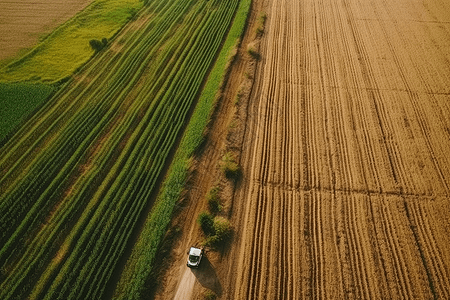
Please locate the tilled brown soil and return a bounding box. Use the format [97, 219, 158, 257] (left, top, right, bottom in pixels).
[234, 0, 450, 298]
[0, 0, 93, 60]
[153, 0, 450, 299]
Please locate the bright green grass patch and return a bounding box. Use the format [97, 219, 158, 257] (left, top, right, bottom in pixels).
[0, 0, 142, 83]
[0, 82, 54, 141]
[113, 0, 252, 298]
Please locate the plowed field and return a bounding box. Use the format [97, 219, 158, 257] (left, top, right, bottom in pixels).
[234, 0, 450, 299]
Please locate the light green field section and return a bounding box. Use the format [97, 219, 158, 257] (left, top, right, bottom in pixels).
[0, 0, 142, 83]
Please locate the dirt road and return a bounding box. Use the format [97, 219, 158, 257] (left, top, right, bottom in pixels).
[174, 269, 196, 300]
[234, 0, 450, 298]
[153, 0, 450, 298]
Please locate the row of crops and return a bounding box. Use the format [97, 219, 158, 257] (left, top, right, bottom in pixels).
[0, 0, 244, 298]
[114, 0, 252, 297]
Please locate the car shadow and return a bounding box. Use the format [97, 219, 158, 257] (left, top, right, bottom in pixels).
[190, 255, 222, 296]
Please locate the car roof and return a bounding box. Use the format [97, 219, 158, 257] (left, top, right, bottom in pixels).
[189, 247, 202, 256]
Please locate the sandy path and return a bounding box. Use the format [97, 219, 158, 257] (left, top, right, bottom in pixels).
[173, 269, 196, 300]
[233, 0, 450, 298]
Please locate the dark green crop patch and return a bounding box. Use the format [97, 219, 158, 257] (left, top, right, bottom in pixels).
[0, 82, 54, 141]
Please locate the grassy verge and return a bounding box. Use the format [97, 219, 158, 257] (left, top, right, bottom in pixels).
[0, 0, 142, 83]
[112, 0, 252, 298]
[0, 82, 54, 141]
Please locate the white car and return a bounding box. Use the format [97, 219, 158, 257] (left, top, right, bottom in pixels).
[187, 247, 203, 268]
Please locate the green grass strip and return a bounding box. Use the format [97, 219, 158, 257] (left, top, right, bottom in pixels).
[113, 0, 252, 298]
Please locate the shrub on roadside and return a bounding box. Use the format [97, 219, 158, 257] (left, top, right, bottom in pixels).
[198, 211, 215, 236]
[220, 152, 241, 179]
[247, 47, 260, 60]
[213, 217, 232, 242]
[203, 289, 217, 300]
[203, 216, 232, 247]
[207, 186, 222, 214]
[256, 12, 267, 36]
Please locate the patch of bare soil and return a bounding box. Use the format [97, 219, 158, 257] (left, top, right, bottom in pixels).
[0, 0, 94, 61]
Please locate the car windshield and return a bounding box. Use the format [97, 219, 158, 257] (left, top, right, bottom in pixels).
[189, 255, 199, 263]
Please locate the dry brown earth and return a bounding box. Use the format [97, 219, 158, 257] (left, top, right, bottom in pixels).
[235, 0, 450, 298]
[0, 0, 93, 61]
[155, 0, 450, 299]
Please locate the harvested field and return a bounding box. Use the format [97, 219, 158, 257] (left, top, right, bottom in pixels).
[234, 0, 450, 298]
[0, 0, 93, 61]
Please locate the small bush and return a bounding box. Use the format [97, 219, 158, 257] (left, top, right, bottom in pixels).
[220, 152, 241, 179]
[235, 87, 244, 105]
[203, 235, 220, 247]
[261, 12, 267, 22]
[207, 186, 221, 214]
[203, 217, 232, 247]
[256, 12, 267, 36]
[256, 26, 264, 36]
[213, 217, 232, 242]
[203, 290, 217, 300]
[198, 211, 215, 236]
[247, 47, 260, 60]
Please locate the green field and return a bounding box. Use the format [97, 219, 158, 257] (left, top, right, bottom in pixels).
[0, 0, 250, 299]
[0, 83, 54, 141]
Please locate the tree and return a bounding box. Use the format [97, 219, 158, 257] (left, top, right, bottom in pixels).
[89, 39, 104, 52]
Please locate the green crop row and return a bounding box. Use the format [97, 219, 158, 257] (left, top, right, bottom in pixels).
[113, 0, 253, 298]
[0, 0, 250, 299]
